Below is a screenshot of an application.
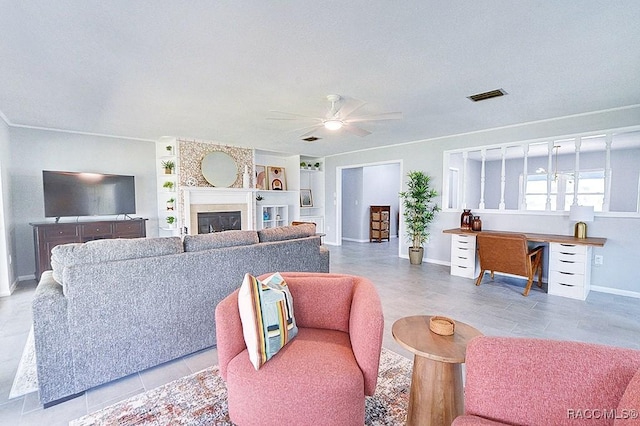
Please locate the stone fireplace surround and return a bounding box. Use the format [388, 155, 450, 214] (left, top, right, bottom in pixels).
[183, 188, 255, 235]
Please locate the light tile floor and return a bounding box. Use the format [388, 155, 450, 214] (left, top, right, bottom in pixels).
[1, 240, 639, 424]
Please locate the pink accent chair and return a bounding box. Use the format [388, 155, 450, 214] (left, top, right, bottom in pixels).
[215, 272, 384, 426]
[453, 336, 640, 426]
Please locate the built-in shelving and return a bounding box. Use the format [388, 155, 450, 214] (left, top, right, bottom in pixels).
[156, 137, 180, 236]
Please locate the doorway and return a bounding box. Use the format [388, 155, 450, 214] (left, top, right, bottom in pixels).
[336, 160, 402, 255]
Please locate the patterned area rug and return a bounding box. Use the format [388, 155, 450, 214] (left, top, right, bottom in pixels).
[70, 348, 411, 425]
[9, 326, 38, 399]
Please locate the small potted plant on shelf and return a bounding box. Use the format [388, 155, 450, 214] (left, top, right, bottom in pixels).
[314, 162, 321, 170]
[163, 181, 174, 191]
[166, 197, 175, 211]
[165, 145, 173, 154]
[166, 216, 176, 229]
[161, 160, 175, 174]
[300, 162, 307, 169]
[399, 170, 440, 265]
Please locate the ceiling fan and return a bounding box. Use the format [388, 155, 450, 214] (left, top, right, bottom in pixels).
[267, 94, 402, 139]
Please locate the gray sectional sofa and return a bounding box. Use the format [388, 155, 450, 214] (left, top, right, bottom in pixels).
[32, 224, 329, 406]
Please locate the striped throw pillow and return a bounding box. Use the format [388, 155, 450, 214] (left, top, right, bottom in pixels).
[238, 272, 298, 370]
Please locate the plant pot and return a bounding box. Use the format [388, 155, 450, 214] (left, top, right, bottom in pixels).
[408, 247, 424, 265]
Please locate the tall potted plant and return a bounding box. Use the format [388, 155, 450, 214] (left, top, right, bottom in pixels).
[399, 171, 440, 265]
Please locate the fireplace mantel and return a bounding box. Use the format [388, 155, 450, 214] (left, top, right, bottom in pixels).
[182, 187, 256, 234]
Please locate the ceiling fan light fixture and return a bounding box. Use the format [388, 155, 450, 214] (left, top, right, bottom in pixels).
[323, 119, 343, 131]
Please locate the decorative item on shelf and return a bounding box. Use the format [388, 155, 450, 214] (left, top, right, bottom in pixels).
[276, 214, 281, 220]
[166, 216, 176, 229]
[569, 205, 594, 239]
[242, 165, 251, 189]
[460, 209, 473, 230]
[471, 216, 482, 231]
[267, 166, 287, 190]
[314, 162, 321, 170]
[399, 171, 440, 265]
[300, 189, 313, 207]
[300, 162, 307, 169]
[162, 181, 175, 191]
[255, 193, 264, 201]
[263, 210, 270, 221]
[255, 165, 266, 189]
[166, 198, 175, 211]
[161, 160, 175, 175]
[165, 145, 173, 154]
[429, 316, 455, 336]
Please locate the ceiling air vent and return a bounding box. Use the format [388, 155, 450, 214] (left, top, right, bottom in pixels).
[302, 136, 321, 142]
[467, 88, 507, 102]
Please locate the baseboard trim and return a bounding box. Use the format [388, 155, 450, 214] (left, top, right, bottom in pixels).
[18, 274, 36, 282]
[591, 285, 640, 299]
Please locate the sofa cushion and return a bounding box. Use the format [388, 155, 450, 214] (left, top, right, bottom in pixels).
[238, 272, 298, 370]
[257, 224, 316, 243]
[615, 367, 640, 425]
[183, 230, 259, 252]
[51, 236, 183, 284]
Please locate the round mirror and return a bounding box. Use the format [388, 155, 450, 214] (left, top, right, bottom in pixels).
[201, 152, 238, 187]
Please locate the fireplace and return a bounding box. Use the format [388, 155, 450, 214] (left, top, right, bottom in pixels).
[183, 188, 255, 235]
[197, 211, 241, 233]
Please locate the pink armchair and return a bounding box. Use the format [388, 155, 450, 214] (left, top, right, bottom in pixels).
[215, 272, 384, 426]
[453, 336, 640, 426]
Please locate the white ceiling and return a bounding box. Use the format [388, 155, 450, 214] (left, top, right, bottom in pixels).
[1, 1, 639, 157]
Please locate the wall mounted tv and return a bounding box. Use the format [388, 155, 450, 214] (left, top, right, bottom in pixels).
[43, 170, 136, 218]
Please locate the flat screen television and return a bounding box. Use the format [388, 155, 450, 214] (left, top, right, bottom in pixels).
[43, 170, 136, 218]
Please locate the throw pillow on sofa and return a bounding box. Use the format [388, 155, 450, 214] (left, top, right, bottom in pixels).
[238, 272, 298, 370]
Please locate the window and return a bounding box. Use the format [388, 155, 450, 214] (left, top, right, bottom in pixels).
[443, 129, 640, 214]
[523, 170, 605, 212]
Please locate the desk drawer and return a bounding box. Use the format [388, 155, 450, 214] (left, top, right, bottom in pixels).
[550, 257, 587, 274]
[451, 264, 476, 279]
[551, 243, 587, 256]
[451, 245, 475, 261]
[549, 270, 585, 287]
[452, 234, 476, 248]
[548, 280, 588, 300]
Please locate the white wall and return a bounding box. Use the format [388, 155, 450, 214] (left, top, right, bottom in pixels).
[0, 118, 14, 296]
[9, 127, 157, 279]
[324, 106, 640, 295]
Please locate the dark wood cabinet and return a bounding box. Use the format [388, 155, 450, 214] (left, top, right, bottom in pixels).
[369, 205, 390, 242]
[31, 219, 147, 281]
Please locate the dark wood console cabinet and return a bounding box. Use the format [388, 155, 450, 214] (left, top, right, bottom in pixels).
[31, 219, 147, 281]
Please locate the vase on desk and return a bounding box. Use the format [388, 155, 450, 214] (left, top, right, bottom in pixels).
[471, 216, 482, 231]
[460, 209, 473, 230]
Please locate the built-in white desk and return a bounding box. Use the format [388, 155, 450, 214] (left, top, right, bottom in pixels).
[443, 228, 606, 300]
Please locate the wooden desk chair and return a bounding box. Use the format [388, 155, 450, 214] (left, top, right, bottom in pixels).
[475, 232, 544, 296]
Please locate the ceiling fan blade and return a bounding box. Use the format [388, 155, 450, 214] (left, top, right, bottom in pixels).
[343, 123, 371, 137]
[337, 99, 367, 119]
[346, 112, 403, 123]
[267, 110, 321, 121]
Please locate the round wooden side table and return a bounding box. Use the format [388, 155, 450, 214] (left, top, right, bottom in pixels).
[392, 315, 483, 426]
